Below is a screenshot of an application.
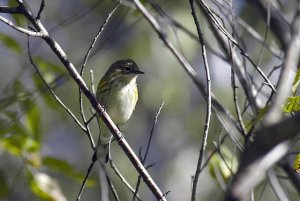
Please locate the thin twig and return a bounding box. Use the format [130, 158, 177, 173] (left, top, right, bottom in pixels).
[27, 37, 87, 132]
[189, 1, 212, 201]
[101, 163, 120, 201]
[80, 1, 121, 75]
[109, 159, 142, 201]
[0, 15, 44, 36]
[231, 68, 247, 137]
[132, 102, 164, 201]
[76, 162, 95, 201]
[197, 0, 276, 93]
[148, 0, 226, 60]
[36, 0, 45, 20]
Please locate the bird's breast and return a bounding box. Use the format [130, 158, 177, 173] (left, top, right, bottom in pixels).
[107, 81, 138, 125]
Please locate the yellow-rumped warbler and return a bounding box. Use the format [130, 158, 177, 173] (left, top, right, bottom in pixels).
[93, 59, 144, 162]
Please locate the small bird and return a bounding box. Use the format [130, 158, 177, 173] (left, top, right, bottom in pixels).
[93, 59, 144, 162]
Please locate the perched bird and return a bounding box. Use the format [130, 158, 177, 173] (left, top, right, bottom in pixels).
[93, 59, 144, 162]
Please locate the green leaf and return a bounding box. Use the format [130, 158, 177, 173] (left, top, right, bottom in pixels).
[209, 145, 238, 183]
[28, 171, 67, 201]
[283, 96, 300, 113]
[1, 110, 40, 156]
[22, 99, 41, 141]
[0, 33, 22, 54]
[18, 97, 41, 141]
[1, 132, 40, 156]
[293, 153, 300, 173]
[42, 157, 95, 187]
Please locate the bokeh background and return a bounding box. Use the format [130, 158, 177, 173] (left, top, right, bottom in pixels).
[1, 0, 299, 201]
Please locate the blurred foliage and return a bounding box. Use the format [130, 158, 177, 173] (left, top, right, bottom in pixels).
[209, 145, 238, 185]
[0, 0, 300, 201]
[0, 33, 22, 54]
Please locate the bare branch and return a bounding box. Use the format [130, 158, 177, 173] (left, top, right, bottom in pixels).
[36, 0, 45, 20]
[133, 102, 164, 201]
[0, 15, 44, 37]
[0, 6, 21, 14]
[76, 162, 95, 201]
[80, 1, 121, 75]
[189, 1, 212, 200]
[109, 159, 142, 201]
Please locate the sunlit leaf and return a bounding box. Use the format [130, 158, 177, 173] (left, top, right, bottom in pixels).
[28, 171, 67, 201]
[1, 133, 40, 156]
[0, 33, 22, 54]
[24, 152, 42, 167]
[43, 156, 95, 187]
[0, 110, 40, 156]
[209, 145, 238, 183]
[283, 96, 300, 113]
[293, 154, 300, 173]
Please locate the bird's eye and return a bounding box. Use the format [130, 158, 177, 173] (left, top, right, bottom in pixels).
[124, 67, 130, 72]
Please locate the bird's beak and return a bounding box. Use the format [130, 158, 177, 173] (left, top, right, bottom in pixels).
[132, 70, 144, 74]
